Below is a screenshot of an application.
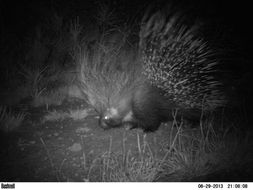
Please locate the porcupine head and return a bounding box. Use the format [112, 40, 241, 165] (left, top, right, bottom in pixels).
[98, 78, 173, 132]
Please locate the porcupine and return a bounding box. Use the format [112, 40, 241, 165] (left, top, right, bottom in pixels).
[78, 10, 226, 132]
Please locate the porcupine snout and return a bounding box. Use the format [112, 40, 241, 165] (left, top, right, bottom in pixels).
[99, 107, 122, 129]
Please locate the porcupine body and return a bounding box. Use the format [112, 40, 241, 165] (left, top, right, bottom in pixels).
[78, 11, 226, 132]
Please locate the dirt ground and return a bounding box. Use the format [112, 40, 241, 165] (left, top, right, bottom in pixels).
[0, 99, 173, 181]
[0, 98, 253, 182]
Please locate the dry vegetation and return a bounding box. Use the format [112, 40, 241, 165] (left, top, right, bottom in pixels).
[0, 2, 252, 182]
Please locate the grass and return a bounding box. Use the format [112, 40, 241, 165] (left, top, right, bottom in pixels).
[0, 106, 27, 132]
[32, 88, 67, 107]
[39, 103, 252, 182]
[0, 12, 80, 108]
[81, 113, 251, 182]
[16, 103, 250, 182]
[19, 65, 48, 99]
